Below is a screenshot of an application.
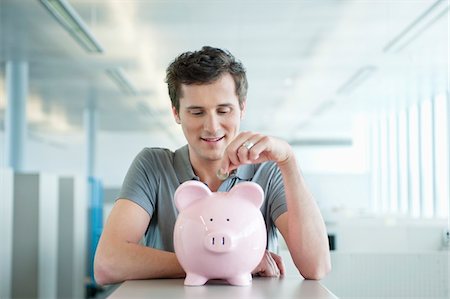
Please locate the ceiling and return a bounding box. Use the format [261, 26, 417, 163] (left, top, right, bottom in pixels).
[0, 0, 448, 147]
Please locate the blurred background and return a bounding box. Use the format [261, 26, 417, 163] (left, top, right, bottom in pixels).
[0, 0, 448, 298]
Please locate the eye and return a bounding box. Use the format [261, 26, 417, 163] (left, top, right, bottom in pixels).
[217, 107, 231, 114]
[188, 108, 204, 116]
[191, 110, 204, 116]
[210, 218, 213, 222]
[226, 218, 230, 221]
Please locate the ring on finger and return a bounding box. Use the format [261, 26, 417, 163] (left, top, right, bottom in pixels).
[242, 140, 254, 150]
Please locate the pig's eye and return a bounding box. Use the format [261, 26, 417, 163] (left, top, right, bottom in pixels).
[226, 218, 230, 221]
[210, 218, 213, 222]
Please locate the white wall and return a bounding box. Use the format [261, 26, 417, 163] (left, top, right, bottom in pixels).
[303, 172, 371, 216]
[0, 130, 181, 187]
[96, 131, 176, 187]
[326, 217, 448, 252]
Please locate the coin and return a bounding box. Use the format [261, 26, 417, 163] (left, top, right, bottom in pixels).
[216, 168, 229, 180]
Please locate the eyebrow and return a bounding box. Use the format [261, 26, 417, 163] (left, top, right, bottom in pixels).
[185, 103, 235, 110]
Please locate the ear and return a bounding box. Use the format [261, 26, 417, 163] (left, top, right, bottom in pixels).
[174, 180, 212, 211]
[240, 100, 246, 120]
[172, 106, 181, 124]
[229, 182, 264, 209]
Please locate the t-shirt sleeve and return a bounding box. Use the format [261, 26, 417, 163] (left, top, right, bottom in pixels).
[266, 164, 288, 222]
[118, 148, 158, 216]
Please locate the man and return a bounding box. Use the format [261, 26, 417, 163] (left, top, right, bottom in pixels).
[94, 46, 331, 285]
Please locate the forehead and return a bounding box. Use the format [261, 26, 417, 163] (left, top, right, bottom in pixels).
[179, 73, 239, 108]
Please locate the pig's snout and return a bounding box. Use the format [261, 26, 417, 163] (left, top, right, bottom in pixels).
[204, 232, 233, 253]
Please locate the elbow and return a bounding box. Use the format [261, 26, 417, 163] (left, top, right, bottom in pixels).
[301, 263, 331, 280]
[93, 262, 110, 286]
[94, 252, 120, 286]
[298, 257, 332, 280]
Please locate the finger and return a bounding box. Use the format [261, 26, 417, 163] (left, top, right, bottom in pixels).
[224, 132, 253, 168]
[245, 135, 270, 162]
[218, 155, 232, 179]
[270, 252, 285, 276]
[235, 135, 263, 165]
[237, 143, 252, 164]
[253, 250, 270, 277]
[251, 250, 265, 275]
[258, 253, 271, 277]
[263, 252, 278, 277]
[225, 146, 240, 170]
[258, 250, 278, 277]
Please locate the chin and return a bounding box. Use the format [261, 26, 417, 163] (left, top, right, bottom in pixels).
[205, 152, 223, 161]
[202, 149, 224, 161]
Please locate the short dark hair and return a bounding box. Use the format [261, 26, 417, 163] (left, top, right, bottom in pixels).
[165, 46, 248, 112]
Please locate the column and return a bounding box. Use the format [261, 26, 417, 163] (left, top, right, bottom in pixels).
[85, 92, 97, 178]
[5, 61, 28, 171]
[0, 169, 13, 299]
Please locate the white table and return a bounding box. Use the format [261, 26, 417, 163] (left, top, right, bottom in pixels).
[108, 277, 338, 298]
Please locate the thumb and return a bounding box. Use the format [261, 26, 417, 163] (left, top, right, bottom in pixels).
[218, 156, 239, 179]
[217, 156, 231, 179]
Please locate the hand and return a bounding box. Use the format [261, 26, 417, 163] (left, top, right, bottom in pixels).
[219, 131, 293, 174]
[252, 250, 285, 277]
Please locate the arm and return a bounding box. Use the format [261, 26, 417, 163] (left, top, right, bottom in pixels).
[220, 131, 331, 279]
[274, 154, 331, 280]
[93, 199, 185, 285]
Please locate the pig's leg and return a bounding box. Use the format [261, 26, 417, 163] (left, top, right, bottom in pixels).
[227, 273, 252, 286]
[184, 272, 208, 286]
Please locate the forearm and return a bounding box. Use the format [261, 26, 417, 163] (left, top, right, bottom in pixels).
[94, 239, 185, 285]
[277, 154, 331, 279]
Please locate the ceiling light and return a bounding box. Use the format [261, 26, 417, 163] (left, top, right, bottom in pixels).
[106, 68, 138, 96]
[312, 100, 336, 117]
[336, 66, 377, 95]
[40, 0, 103, 53]
[383, 0, 449, 53]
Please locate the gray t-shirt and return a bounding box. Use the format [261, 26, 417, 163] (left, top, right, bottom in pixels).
[118, 145, 287, 253]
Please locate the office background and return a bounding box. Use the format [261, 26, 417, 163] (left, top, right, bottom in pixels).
[1, 0, 449, 298]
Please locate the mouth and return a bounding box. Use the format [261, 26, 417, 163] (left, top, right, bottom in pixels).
[200, 136, 225, 143]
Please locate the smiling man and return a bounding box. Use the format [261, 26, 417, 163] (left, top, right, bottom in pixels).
[94, 46, 331, 285]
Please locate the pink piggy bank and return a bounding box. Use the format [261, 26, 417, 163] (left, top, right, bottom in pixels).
[173, 180, 267, 286]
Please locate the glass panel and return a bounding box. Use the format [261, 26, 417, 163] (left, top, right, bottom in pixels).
[408, 104, 421, 218]
[398, 109, 409, 215]
[420, 100, 434, 218]
[388, 112, 399, 213]
[380, 114, 389, 213]
[434, 93, 449, 219]
[370, 116, 381, 214]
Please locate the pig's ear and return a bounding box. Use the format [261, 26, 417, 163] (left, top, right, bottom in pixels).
[229, 182, 264, 209]
[174, 180, 212, 211]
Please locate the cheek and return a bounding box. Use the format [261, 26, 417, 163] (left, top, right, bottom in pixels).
[226, 115, 241, 130]
[181, 118, 201, 133]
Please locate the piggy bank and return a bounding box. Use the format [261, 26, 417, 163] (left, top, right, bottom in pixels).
[173, 180, 267, 286]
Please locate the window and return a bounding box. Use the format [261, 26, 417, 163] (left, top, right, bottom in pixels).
[408, 104, 421, 218]
[380, 114, 389, 213]
[370, 116, 381, 213]
[388, 112, 399, 213]
[397, 109, 409, 215]
[369, 95, 449, 219]
[419, 100, 434, 218]
[433, 93, 449, 219]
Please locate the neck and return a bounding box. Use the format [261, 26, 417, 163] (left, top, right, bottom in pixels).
[189, 155, 222, 192]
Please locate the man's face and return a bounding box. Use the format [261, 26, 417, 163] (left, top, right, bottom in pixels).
[173, 73, 245, 164]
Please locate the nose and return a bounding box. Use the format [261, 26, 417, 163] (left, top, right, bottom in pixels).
[204, 113, 220, 134]
[204, 232, 233, 253]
